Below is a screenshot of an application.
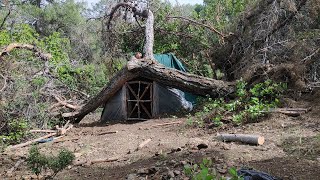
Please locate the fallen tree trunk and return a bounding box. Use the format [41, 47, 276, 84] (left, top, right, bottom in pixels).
[216, 133, 265, 145]
[128, 59, 235, 97]
[65, 68, 139, 122]
[66, 59, 234, 123]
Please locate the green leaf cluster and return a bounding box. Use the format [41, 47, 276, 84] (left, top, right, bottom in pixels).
[0, 118, 28, 147]
[184, 158, 243, 180]
[193, 79, 286, 127]
[26, 146, 75, 178]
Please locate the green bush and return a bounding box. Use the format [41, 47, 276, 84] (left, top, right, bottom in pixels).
[184, 158, 243, 180]
[0, 118, 28, 146]
[192, 79, 286, 126]
[27, 145, 75, 178]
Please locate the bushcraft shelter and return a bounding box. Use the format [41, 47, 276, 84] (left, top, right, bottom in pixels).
[101, 53, 196, 122]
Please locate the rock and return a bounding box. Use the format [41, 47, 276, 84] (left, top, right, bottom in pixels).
[217, 164, 228, 174]
[127, 173, 137, 180]
[186, 138, 209, 150]
[222, 144, 231, 150]
[180, 161, 188, 166]
[174, 170, 181, 175]
[197, 143, 208, 149]
[168, 170, 175, 178]
[22, 175, 31, 180]
[137, 167, 157, 175]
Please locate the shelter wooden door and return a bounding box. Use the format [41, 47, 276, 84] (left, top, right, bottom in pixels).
[126, 81, 153, 120]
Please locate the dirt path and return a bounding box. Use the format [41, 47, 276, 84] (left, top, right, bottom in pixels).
[1, 97, 320, 179]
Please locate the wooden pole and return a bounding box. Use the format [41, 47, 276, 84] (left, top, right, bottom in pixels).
[6, 133, 57, 150]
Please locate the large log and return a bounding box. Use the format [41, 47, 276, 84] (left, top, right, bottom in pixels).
[128, 59, 235, 97]
[67, 60, 234, 123]
[66, 68, 139, 122]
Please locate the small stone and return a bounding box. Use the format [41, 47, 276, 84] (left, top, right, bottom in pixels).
[168, 170, 175, 178]
[222, 144, 231, 150]
[22, 175, 31, 180]
[180, 161, 188, 166]
[169, 160, 177, 165]
[173, 170, 181, 175]
[127, 174, 137, 180]
[30, 175, 37, 179]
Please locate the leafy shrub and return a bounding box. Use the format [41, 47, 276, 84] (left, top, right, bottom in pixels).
[0, 118, 28, 147]
[192, 79, 286, 127]
[184, 158, 243, 180]
[27, 145, 75, 178]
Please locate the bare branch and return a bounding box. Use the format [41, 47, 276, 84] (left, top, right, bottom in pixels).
[0, 43, 52, 61]
[0, 8, 11, 30]
[167, 16, 226, 38]
[106, 2, 134, 29]
[0, 74, 7, 92]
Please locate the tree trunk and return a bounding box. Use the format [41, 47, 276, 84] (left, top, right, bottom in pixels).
[128, 59, 235, 97]
[66, 60, 234, 123]
[144, 10, 154, 59]
[66, 68, 140, 123]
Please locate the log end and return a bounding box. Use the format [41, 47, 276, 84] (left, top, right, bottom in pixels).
[257, 136, 265, 145]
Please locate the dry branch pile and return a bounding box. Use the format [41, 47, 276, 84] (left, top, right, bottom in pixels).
[213, 0, 319, 89]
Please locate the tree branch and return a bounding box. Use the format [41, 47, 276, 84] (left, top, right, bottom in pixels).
[0, 43, 52, 61]
[106, 2, 134, 29]
[167, 16, 226, 38]
[0, 8, 11, 30]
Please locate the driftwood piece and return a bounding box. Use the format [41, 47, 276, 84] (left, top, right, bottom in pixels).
[97, 131, 118, 136]
[6, 122, 73, 150]
[7, 159, 24, 175]
[73, 157, 118, 166]
[217, 134, 265, 145]
[136, 138, 152, 150]
[53, 137, 79, 143]
[30, 129, 56, 133]
[267, 107, 311, 117]
[53, 96, 80, 110]
[6, 133, 57, 150]
[151, 121, 182, 128]
[0, 43, 52, 61]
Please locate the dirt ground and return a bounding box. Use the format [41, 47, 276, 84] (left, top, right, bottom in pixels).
[0, 92, 320, 180]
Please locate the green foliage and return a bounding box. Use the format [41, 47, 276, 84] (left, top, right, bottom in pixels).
[184, 158, 243, 180]
[27, 146, 48, 176]
[192, 79, 286, 127]
[27, 145, 75, 178]
[0, 118, 28, 146]
[47, 149, 75, 176]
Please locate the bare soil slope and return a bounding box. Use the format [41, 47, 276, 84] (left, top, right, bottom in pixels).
[0, 94, 319, 180]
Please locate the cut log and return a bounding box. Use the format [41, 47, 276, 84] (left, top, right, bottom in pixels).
[216, 134, 265, 145]
[66, 60, 234, 123]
